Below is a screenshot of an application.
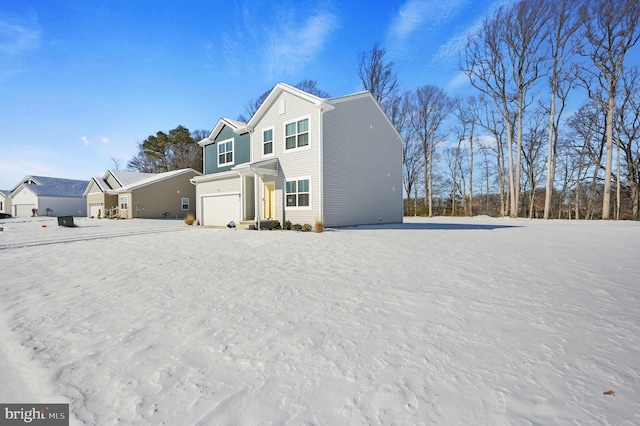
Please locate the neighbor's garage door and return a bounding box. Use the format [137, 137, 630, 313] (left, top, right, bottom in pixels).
[14, 204, 36, 217]
[202, 193, 241, 226]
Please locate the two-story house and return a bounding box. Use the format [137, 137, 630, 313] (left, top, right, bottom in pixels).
[191, 83, 403, 228]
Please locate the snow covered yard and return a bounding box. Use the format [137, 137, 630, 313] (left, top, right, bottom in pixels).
[0, 216, 639, 425]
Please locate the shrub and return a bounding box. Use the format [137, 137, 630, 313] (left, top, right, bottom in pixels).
[283, 220, 292, 230]
[270, 220, 281, 230]
[184, 214, 195, 225]
[291, 223, 303, 231]
[314, 220, 324, 233]
[301, 224, 312, 232]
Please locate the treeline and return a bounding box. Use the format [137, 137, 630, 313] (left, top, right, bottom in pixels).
[360, 0, 640, 220]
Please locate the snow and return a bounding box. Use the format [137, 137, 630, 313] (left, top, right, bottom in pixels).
[1, 215, 639, 425]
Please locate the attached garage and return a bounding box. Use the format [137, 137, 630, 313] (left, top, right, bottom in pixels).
[202, 193, 241, 226]
[14, 204, 36, 217]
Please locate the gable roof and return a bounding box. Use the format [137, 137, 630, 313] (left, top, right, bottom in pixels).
[110, 168, 201, 193]
[199, 118, 247, 146]
[244, 83, 335, 132]
[108, 170, 155, 187]
[11, 176, 89, 198]
[84, 170, 158, 195]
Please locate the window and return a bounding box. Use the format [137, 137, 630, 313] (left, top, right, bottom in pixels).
[218, 139, 233, 166]
[120, 196, 128, 210]
[285, 118, 309, 150]
[181, 197, 189, 210]
[263, 128, 274, 156]
[286, 178, 310, 208]
[0, 201, 3, 210]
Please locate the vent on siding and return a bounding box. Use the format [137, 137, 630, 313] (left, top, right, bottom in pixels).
[279, 100, 286, 115]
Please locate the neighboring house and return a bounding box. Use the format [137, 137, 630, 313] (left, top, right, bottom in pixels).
[9, 175, 89, 217]
[85, 169, 201, 219]
[0, 190, 12, 216]
[191, 83, 403, 228]
[85, 170, 155, 218]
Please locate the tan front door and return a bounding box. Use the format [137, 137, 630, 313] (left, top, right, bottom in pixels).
[264, 183, 275, 219]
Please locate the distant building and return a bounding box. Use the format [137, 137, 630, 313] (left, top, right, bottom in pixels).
[9, 175, 89, 217]
[0, 189, 12, 216]
[84, 169, 201, 219]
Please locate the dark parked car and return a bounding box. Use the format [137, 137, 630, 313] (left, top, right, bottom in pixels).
[0, 213, 12, 219]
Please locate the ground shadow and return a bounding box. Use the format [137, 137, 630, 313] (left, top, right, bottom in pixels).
[341, 222, 521, 231]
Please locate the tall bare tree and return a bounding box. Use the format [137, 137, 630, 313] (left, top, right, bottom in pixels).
[543, 0, 580, 219]
[578, 0, 640, 219]
[410, 85, 453, 217]
[464, 0, 550, 218]
[616, 67, 640, 220]
[358, 43, 399, 107]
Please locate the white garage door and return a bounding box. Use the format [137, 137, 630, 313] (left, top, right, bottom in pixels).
[14, 204, 36, 217]
[202, 193, 241, 226]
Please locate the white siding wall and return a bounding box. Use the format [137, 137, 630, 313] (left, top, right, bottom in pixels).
[322, 95, 403, 227]
[0, 195, 11, 214]
[10, 187, 38, 217]
[39, 196, 87, 217]
[252, 91, 322, 225]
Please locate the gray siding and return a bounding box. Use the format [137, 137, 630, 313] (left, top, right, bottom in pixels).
[322, 95, 403, 227]
[251, 91, 322, 225]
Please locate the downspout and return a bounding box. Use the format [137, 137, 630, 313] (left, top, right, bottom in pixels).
[318, 106, 324, 225]
[255, 171, 260, 230]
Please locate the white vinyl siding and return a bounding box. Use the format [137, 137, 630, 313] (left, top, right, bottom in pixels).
[250, 91, 321, 225]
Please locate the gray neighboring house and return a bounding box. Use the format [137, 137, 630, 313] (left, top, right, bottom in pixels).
[0, 190, 12, 216]
[9, 175, 89, 217]
[191, 82, 404, 228]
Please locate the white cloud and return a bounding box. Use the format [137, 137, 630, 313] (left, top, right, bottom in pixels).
[264, 10, 339, 79]
[217, 2, 339, 81]
[446, 71, 470, 91]
[101, 137, 109, 144]
[0, 17, 41, 56]
[81, 136, 90, 146]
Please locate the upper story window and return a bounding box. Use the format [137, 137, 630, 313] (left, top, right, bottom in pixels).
[263, 127, 274, 156]
[285, 118, 309, 150]
[218, 139, 234, 167]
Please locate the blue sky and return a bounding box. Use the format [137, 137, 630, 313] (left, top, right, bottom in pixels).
[0, 0, 538, 189]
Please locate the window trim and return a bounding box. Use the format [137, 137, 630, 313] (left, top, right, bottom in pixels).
[181, 197, 189, 211]
[283, 115, 311, 152]
[262, 126, 275, 158]
[217, 138, 234, 167]
[285, 176, 311, 210]
[120, 195, 129, 210]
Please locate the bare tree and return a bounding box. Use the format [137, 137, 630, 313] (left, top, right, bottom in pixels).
[358, 43, 399, 107]
[616, 67, 640, 220]
[543, 0, 580, 219]
[568, 102, 607, 219]
[464, 0, 550, 218]
[578, 0, 640, 219]
[410, 85, 453, 217]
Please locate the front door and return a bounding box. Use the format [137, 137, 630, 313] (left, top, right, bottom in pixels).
[264, 183, 275, 219]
